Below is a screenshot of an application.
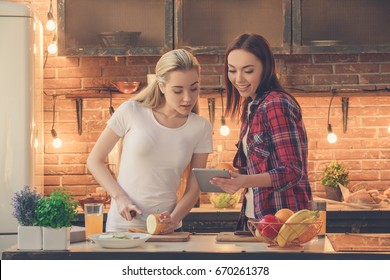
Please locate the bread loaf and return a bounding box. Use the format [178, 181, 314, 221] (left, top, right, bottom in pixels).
[345, 189, 381, 204]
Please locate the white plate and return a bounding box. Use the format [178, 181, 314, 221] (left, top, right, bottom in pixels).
[89, 232, 151, 249]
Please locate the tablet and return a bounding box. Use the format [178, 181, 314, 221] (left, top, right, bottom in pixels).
[192, 168, 231, 193]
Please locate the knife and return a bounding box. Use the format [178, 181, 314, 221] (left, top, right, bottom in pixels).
[130, 210, 148, 221]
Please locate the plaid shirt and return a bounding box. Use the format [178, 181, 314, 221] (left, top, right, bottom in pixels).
[234, 91, 312, 230]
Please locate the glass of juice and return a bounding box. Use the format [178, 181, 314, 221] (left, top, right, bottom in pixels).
[308, 200, 327, 238]
[84, 203, 103, 239]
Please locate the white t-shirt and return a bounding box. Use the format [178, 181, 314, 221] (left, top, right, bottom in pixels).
[106, 100, 213, 231]
[244, 101, 255, 219]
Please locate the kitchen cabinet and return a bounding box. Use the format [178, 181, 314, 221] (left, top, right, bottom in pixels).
[292, 0, 390, 53]
[174, 0, 291, 54]
[57, 0, 390, 56]
[57, 0, 174, 56]
[57, 0, 290, 56]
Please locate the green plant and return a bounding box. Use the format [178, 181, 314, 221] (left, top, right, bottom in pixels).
[321, 161, 350, 188]
[11, 185, 42, 226]
[35, 188, 78, 228]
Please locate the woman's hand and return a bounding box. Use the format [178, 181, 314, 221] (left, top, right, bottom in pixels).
[210, 171, 246, 194]
[114, 194, 142, 221]
[159, 211, 176, 234]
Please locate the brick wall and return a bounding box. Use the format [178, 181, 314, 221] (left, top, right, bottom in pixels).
[12, 1, 390, 201]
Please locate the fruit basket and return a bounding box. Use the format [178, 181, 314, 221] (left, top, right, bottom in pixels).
[247, 210, 322, 248]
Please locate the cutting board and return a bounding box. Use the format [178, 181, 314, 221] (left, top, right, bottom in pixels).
[147, 232, 190, 242]
[328, 234, 390, 252]
[216, 232, 258, 242]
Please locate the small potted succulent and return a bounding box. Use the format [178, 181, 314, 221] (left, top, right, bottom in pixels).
[320, 161, 350, 201]
[35, 188, 78, 250]
[11, 185, 42, 250]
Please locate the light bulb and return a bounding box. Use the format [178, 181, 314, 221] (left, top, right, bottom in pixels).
[34, 138, 39, 149]
[52, 137, 63, 148]
[388, 125, 390, 133]
[219, 117, 230, 136]
[48, 42, 58, 54]
[220, 125, 230, 136]
[51, 129, 62, 148]
[327, 132, 337, 144]
[46, 19, 56, 31]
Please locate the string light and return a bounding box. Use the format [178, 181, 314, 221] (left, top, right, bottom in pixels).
[219, 90, 230, 136]
[51, 95, 62, 148]
[326, 92, 337, 144]
[47, 40, 58, 54]
[46, 1, 57, 54]
[46, 0, 56, 31]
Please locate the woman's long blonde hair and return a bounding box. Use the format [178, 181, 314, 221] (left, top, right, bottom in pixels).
[134, 49, 201, 114]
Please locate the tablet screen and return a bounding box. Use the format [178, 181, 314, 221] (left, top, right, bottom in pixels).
[192, 168, 230, 193]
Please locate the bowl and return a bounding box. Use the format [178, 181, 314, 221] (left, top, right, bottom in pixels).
[209, 192, 240, 209]
[111, 81, 141, 94]
[89, 232, 151, 249]
[98, 31, 141, 48]
[247, 218, 322, 248]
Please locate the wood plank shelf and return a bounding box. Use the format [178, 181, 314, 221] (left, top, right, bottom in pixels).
[63, 88, 390, 99]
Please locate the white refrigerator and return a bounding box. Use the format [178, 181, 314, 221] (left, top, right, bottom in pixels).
[0, 1, 44, 257]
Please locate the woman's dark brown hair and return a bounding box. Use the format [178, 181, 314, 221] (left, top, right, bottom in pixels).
[224, 33, 298, 122]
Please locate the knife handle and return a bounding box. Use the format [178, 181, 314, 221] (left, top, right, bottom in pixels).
[130, 210, 137, 217]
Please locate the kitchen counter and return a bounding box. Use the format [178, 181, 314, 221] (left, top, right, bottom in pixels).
[72, 203, 390, 234]
[2, 234, 389, 260]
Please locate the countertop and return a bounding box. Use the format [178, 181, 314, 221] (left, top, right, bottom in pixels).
[2, 234, 390, 260]
[73, 202, 390, 234]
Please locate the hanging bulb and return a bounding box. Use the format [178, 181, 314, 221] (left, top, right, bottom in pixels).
[220, 116, 230, 136]
[34, 138, 39, 149]
[51, 129, 63, 148]
[46, 19, 56, 31]
[327, 124, 337, 144]
[48, 41, 58, 54]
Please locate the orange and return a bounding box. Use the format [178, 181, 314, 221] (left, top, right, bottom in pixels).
[275, 208, 295, 223]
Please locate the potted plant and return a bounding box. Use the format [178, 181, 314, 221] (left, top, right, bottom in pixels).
[11, 185, 42, 250]
[320, 161, 350, 201]
[35, 188, 78, 250]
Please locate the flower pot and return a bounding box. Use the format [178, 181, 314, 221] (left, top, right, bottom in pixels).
[325, 185, 343, 201]
[42, 227, 70, 250]
[17, 226, 42, 250]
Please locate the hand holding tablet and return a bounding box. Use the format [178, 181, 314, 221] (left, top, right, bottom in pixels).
[192, 168, 231, 193]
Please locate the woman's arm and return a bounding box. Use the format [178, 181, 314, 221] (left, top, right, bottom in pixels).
[86, 126, 142, 221]
[165, 153, 209, 231]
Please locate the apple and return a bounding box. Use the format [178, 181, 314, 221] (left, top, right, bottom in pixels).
[256, 214, 282, 240]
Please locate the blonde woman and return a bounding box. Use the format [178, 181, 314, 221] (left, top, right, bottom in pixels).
[87, 49, 213, 233]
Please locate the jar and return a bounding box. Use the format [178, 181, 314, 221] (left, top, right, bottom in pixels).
[309, 200, 327, 237]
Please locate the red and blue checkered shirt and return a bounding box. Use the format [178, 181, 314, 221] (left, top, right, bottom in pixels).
[234, 91, 312, 230]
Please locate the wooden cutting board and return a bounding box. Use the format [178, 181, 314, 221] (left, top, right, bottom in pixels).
[147, 232, 190, 242]
[328, 234, 390, 252]
[216, 232, 258, 242]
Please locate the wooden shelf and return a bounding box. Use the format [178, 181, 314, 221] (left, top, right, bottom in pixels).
[65, 91, 136, 99]
[64, 88, 390, 99]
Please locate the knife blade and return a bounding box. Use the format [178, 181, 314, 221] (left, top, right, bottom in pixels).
[130, 210, 148, 221]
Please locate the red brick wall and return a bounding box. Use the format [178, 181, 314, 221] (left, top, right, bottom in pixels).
[12, 1, 390, 200]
